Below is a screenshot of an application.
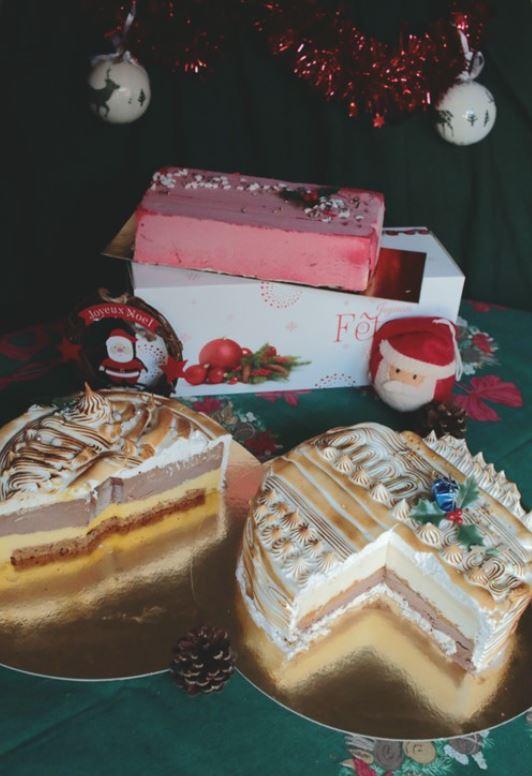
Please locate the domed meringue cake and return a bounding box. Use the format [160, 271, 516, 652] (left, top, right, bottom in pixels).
[237, 423, 531, 674]
[0, 387, 230, 569]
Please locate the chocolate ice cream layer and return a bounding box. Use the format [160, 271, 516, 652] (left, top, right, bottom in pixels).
[298, 568, 474, 670]
[0, 446, 223, 537]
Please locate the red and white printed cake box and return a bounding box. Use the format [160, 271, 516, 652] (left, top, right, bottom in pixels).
[131, 229, 464, 396]
[134, 168, 384, 293]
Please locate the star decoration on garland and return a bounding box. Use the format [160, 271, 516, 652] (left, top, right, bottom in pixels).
[411, 475, 485, 550]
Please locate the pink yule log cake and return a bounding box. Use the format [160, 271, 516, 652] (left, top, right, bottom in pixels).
[134, 168, 385, 292]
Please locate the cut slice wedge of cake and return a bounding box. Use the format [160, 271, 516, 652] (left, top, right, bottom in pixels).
[237, 423, 531, 673]
[0, 386, 231, 569]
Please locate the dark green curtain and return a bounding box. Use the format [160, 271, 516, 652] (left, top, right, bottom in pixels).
[1, 0, 531, 331]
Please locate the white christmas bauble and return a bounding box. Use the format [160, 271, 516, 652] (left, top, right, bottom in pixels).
[88, 56, 150, 124]
[435, 81, 496, 146]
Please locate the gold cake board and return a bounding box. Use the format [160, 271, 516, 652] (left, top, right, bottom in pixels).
[0, 441, 529, 738]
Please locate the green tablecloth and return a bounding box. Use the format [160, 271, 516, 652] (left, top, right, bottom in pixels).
[0, 300, 531, 775]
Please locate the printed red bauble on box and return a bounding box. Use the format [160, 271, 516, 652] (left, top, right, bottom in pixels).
[199, 339, 242, 370]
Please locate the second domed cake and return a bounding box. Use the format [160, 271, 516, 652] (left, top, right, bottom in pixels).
[237, 423, 530, 674]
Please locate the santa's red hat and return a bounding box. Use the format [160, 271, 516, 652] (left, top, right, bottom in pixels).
[108, 328, 136, 343]
[369, 317, 462, 403]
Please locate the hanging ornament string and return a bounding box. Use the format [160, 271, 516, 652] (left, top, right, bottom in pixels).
[88, 0, 152, 124]
[433, 5, 496, 144]
[252, 1, 490, 126]
[110, 0, 137, 59]
[86, 0, 236, 75]
[90, 1, 138, 67]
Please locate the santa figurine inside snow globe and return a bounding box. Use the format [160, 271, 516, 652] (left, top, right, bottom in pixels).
[63, 290, 184, 395]
[99, 328, 147, 385]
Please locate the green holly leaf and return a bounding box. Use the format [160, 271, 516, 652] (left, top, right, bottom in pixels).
[457, 476, 480, 509]
[457, 524, 484, 550]
[410, 499, 446, 525]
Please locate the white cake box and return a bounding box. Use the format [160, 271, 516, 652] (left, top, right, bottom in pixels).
[130, 228, 464, 395]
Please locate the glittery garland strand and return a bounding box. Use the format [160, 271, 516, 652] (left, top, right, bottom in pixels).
[84, 0, 490, 125]
[252, 0, 490, 126]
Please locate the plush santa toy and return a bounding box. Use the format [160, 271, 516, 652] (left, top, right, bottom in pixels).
[369, 317, 463, 412]
[99, 328, 147, 385]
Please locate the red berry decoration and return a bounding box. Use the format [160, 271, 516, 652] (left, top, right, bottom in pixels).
[206, 366, 226, 384]
[265, 346, 277, 357]
[241, 347, 252, 357]
[227, 376, 239, 384]
[184, 364, 208, 385]
[199, 338, 242, 370]
[447, 508, 464, 525]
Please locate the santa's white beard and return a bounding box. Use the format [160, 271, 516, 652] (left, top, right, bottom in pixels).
[373, 360, 436, 411]
[107, 337, 134, 363]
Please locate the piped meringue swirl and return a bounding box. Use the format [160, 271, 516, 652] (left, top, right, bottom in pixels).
[0, 387, 223, 502]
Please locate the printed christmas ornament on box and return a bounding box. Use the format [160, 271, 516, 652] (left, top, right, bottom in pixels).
[88, 54, 150, 124]
[183, 339, 308, 387]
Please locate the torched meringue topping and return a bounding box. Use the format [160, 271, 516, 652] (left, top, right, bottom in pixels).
[0, 386, 223, 502]
[246, 424, 531, 605]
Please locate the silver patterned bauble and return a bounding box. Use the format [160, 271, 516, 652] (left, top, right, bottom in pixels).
[435, 81, 496, 146]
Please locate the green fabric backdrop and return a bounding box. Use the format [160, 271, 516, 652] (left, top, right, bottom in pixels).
[1, 0, 531, 322]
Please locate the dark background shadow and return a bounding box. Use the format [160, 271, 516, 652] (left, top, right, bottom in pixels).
[1, 0, 531, 332]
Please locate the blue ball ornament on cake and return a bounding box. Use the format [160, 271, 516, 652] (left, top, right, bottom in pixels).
[431, 477, 460, 512]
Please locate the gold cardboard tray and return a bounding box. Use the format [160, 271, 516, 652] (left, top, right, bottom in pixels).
[0, 441, 262, 680]
[0, 443, 529, 739]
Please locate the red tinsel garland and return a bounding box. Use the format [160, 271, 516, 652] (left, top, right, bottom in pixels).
[87, 0, 235, 74]
[252, 0, 490, 126]
[85, 0, 490, 125]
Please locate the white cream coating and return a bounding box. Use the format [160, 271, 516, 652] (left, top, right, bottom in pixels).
[119, 430, 222, 477]
[238, 423, 531, 671]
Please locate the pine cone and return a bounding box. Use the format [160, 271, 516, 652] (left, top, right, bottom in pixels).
[170, 625, 235, 695]
[415, 400, 468, 439]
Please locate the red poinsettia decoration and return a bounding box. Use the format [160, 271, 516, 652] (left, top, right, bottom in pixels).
[471, 332, 493, 354]
[454, 375, 523, 421]
[259, 390, 310, 406]
[192, 397, 223, 414]
[469, 300, 507, 313]
[353, 758, 377, 776]
[244, 430, 279, 459]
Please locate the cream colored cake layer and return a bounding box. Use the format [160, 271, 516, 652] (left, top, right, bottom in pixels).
[294, 531, 479, 640]
[238, 423, 531, 672]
